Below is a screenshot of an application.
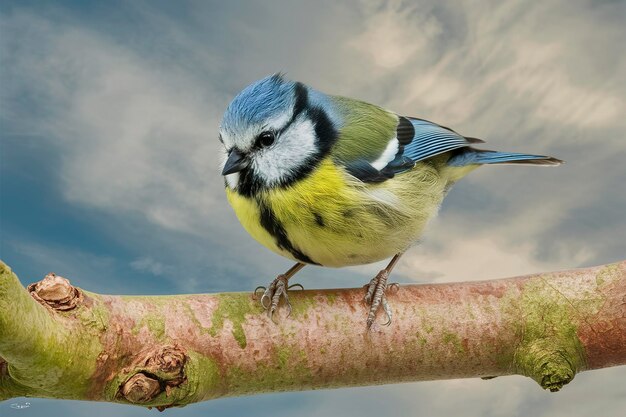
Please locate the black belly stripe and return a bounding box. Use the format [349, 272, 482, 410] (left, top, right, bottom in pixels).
[258, 199, 319, 265]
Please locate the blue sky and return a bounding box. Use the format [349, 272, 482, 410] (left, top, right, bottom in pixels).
[1, 0, 625, 416]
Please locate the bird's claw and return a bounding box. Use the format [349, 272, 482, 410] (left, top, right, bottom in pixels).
[256, 275, 302, 322]
[380, 295, 392, 326]
[364, 269, 396, 329]
[288, 283, 304, 291]
[253, 285, 266, 299]
[363, 276, 377, 305]
[387, 282, 400, 293]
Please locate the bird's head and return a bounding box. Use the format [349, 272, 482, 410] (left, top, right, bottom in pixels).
[219, 74, 337, 195]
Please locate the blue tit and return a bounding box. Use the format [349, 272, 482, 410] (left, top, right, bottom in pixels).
[219, 74, 561, 328]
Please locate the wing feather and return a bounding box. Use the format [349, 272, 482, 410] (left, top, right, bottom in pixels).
[343, 115, 476, 182]
[329, 96, 478, 183]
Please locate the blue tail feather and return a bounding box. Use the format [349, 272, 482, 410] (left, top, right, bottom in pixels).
[448, 149, 563, 166]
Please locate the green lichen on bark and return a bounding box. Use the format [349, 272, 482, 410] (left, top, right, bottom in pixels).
[2, 259, 624, 406]
[595, 263, 620, 288]
[188, 351, 222, 401]
[0, 372, 35, 401]
[132, 314, 166, 339]
[325, 292, 337, 305]
[287, 291, 317, 319]
[442, 331, 465, 354]
[0, 263, 104, 400]
[508, 274, 588, 391]
[224, 345, 313, 395]
[76, 293, 109, 333]
[208, 293, 259, 349]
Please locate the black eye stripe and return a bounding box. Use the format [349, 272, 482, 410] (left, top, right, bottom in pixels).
[274, 82, 309, 136]
[292, 82, 308, 119]
[251, 83, 309, 148]
[237, 105, 338, 197]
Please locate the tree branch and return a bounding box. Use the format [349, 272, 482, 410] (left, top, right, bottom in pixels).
[0, 259, 624, 410]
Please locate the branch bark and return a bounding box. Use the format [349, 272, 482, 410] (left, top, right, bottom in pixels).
[0, 260, 624, 410]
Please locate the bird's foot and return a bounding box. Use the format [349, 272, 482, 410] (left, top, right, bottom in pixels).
[363, 270, 398, 329]
[254, 276, 303, 322]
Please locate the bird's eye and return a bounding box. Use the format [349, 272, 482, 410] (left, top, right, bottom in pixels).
[258, 131, 275, 147]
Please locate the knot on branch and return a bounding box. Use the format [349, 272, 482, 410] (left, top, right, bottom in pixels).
[514, 339, 578, 392]
[27, 272, 83, 311]
[118, 345, 188, 409]
[121, 373, 161, 403]
[142, 345, 188, 386]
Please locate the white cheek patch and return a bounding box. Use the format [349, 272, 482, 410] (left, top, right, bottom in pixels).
[253, 116, 317, 186]
[371, 137, 399, 170]
[225, 172, 239, 189]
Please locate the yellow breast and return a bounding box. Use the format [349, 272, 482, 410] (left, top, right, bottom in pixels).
[226, 157, 454, 267]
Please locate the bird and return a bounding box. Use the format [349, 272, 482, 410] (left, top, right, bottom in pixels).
[218, 74, 561, 328]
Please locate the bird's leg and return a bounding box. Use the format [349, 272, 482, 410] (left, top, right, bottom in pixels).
[254, 262, 305, 321]
[364, 253, 403, 329]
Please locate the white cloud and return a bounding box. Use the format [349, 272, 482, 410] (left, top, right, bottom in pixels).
[348, 212, 594, 284]
[498, 41, 625, 129]
[400, 234, 592, 283]
[2, 12, 234, 238]
[348, 1, 442, 69]
[8, 240, 123, 293]
[130, 256, 173, 277]
[346, 1, 626, 136]
[297, 366, 626, 417]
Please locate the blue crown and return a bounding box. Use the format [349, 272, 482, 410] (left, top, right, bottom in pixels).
[221, 74, 296, 134]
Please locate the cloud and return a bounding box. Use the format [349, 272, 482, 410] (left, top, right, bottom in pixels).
[130, 256, 173, 277]
[7, 240, 123, 293]
[2, 0, 623, 287]
[400, 234, 593, 283]
[342, 0, 626, 274]
[2, 0, 624, 295]
[348, 2, 442, 69]
[503, 42, 624, 129]
[345, 0, 626, 137]
[289, 366, 626, 417]
[1, 11, 232, 237]
[348, 211, 595, 284]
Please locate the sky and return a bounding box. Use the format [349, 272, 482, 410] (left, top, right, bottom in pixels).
[1, 0, 625, 416]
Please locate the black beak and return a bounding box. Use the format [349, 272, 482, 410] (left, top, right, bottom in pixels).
[222, 148, 249, 175]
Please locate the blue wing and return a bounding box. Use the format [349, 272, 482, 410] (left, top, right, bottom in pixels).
[399, 117, 478, 163]
[344, 116, 561, 182]
[345, 116, 477, 182]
